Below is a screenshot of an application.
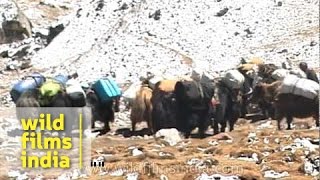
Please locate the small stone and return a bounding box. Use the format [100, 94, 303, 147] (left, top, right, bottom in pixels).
[8, 170, 21, 178]
[132, 148, 143, 156]
[187, 158, 202, 166]
[160, 174, 169, 180]
[158, 151, 175, 159]
[109, 169, 125, 177]
[71, 169, 81, 179]
[16, 173, 28, 180]
[126, 172, 139, 180]
[208, 140, 218, 146]
[264, 170, 289, 179]
[211, 133, 233, 141]
[303, 161, 314, 175]
[310, 41, 317, 46]
[262, 152, 270, 157]
[215, 8, 229, 17]
[34, 175, 44, 180]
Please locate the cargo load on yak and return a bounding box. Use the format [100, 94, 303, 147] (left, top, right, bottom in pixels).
[246, 57, 264, 65]
[289, 69, 307, 78]
[53, 74, 69, 85]
[221, 69, 245, 89]
[10, 72, 45, 103]
[39, 79, 64, 106]
[92, 78, 122, 103]
[122, 81, 142, 108]
[54, 73, 79, 85]
[271, 69, 290, 80]
[280, 75, 319, 99]
[65, 79, 86, 107]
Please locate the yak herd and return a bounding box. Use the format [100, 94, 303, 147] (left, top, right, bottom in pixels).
[128, 59, 319, 138]
[14, 59, 319, 138]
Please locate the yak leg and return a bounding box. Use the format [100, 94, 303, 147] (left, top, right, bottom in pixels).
[146, 120, 153, 134]
[277, 119, 282, 130]
[275, 109, 284, 130]
[213, 106, 226, 134]
[101, 108, 113, 135]
[145, 105, 153, 134]
[286, 115, 293, 130]
[268, 106, 275, 119]
[214, 99, 227, 134]
[146, 109, 154, 134]
[229, 103, 240, 132]
[315, 117, 319, 127]
[229, 118, 237, 132]
[240, 97, 248, 118]
[184, 118, 192, 139]
[314, 112, 319, 127]
[91, 119, 95, 129]
[220, 120, 227, 133]
[184, 131, 191, 139]
[131, 120, 136, 133]
[184, 120, 192, 138]
[213, 120, 219, 135]
[114, 97, 120, 112]
[102, 118, 111, 134]
[198, 114, 207, 139]
[316, 119, 319, 127]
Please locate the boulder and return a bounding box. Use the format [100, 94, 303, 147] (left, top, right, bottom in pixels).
[155, 128, 182, 146]
[0, 0, 32, 44]
[47, 22, 65, 44]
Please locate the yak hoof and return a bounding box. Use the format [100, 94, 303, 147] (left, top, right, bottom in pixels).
[184, 133, 191, 139]
[100, 129, 109, 135]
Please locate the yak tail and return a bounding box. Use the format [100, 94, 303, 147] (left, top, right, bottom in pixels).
[130, 89, 147, 124]
[144, 91, 153, 131]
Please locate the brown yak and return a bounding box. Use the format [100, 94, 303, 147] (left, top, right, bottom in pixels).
[257, 63, 279, 83]
[130, 85, 153, 133]
[250, 81, 319, 130]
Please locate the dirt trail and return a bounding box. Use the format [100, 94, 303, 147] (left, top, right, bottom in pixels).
[85, 118, 319, 179]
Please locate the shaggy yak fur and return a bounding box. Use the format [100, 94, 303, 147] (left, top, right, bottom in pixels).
[130, 85, 153, 133]
[212, 81, 242, 135]
[251, 81, 319, 130]
[151, 80, 179, 134]
[174, 80, 215, 138]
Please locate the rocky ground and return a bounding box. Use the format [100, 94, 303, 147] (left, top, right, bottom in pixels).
[0, 0, 319, 179]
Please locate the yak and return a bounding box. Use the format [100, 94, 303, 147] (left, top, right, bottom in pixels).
[250, 81, 319, 130]
[151, 80, 179, 134]
[174, 80, 215, 138]
[130, 85, 153, 133]
[86, 89, 120, 135]
[15, 88, 75, 136]
[212, 80, 242, 135]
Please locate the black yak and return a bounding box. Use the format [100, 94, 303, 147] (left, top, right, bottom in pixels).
[250, 80, 319, 130]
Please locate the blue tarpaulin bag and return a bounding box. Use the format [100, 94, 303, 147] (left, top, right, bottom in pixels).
[54, 74, 69, 85]
[92, 78, 122, 103]
[10, 72, 46, 103]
